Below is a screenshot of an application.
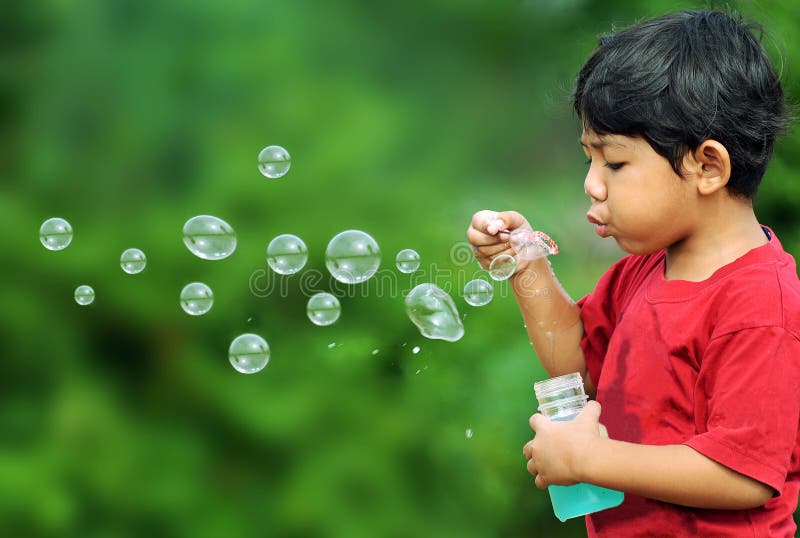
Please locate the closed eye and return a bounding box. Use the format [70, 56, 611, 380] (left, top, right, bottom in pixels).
[584, 158, 624, 171]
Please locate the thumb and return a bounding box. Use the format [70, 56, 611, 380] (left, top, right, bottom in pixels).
[492, 211, 531, 235]
[575, 400, 602, 426]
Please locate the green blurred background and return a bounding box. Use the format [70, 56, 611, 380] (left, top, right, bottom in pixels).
[3, 0, 800, 536]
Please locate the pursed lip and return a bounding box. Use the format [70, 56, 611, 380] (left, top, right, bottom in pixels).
[586, 212, 610, 238]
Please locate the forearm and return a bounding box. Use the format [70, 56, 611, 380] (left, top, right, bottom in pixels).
[511, 258, 586, 379]
[579, 438, 773, 510]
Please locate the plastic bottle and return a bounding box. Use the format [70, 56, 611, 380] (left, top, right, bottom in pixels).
[533, 372, 624, 521]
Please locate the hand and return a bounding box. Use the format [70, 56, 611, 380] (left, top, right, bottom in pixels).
[466, 210, 533, 273]
[523, 400, 604, 489]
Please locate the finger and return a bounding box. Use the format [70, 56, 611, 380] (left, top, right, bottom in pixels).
[471, 210, 501, 235]
[576, 400, 602, 425]
[526, 457, 538, 476]
[493, 211, 530, 234]
[523, 440, 534, 460]
[466, 225, 505, 248]
[474, 242, 513, 259]
[529, 413, 548, 432]
[534, 474, 548, 490]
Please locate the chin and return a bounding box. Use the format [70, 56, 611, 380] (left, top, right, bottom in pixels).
[614, 238, 662, 256]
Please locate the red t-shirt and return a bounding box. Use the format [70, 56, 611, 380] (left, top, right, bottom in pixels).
[578, 229, 800, 537]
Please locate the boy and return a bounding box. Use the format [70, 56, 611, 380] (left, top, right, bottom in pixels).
[467, 10, 800, 537]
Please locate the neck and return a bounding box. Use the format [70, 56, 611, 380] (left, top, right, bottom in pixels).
[664, 200, 767, 282]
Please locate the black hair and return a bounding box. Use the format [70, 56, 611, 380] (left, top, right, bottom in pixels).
[573, 10, 791, 198]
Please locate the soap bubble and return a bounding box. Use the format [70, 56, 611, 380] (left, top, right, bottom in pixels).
[412, 346, 421, 354]
[405, 283, 464, 342]
[120, 248, 147, 274]
[463, 279, 493, 306]
[180, 282, 214, 316]
[74, 285, 94, 305]
[465, 428, 474, 439]
[489, 254, 517, 281]
[267, 234, 308, 275]
[258, 145, 291, 178]
[307, 292, 341, 326]
[182, 215, 237, 260]
[325, 230, 381, 284]
[40, 217, 73, 251]
[229, 333, 270, 374]
[395, 249, 420, 273]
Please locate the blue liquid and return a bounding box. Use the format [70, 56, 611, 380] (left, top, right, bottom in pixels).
[548, 482, 624, 521]
[545, 413, 624, 521]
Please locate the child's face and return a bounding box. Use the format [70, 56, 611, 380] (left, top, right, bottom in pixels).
[581, 129, 696, 255]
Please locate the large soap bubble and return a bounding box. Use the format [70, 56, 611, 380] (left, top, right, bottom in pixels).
[325, 230, 381, 284]
[182, 215, 237, 260]
[405, 283, 464, 342]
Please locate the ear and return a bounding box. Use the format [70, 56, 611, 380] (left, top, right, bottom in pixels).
[691, 140, 731, 196]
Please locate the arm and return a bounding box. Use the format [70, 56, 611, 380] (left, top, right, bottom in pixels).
[467, 210, 591, 393]
[583, 438, 772, 509]
[524, 402, 773, 510]
[510, 258, 589, 391]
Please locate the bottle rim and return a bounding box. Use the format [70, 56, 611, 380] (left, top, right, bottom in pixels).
[533, 372, 584, 399]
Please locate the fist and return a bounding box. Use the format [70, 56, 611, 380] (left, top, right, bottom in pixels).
[466, 210, 533, 270]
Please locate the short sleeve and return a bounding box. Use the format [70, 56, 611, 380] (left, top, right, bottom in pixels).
[684, 327, 800, 493]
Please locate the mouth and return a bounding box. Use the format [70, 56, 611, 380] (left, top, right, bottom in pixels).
[586, 213, 610, 238]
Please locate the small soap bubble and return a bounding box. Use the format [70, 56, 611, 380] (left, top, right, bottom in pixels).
[489, 254, 517, 281]
[180, 282, 213, 316]
[328, 342, 336, 349]
[267, 234, 308, 275]
[405, 283, 464, 342]
[412, 346, 421, 355]
[40, 217, 73, 251]
[371, 349, 380, 356]
[307, 292, 341, 326]
[229, 333, 270, 374]
[74, 285, 94, 305]
[120, 248, 147, 274]
[258, 145, 291, 178]
[465, 428, 474, 439]
[183, 215, 237, 260]
[463, 279, 493, 306]
[395, 249, 420, 273]
[325, 230, 381, 284]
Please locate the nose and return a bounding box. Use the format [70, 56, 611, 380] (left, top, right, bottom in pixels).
[584, 164, 607, 202]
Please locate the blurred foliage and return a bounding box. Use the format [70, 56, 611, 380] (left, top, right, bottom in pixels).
[1, 1, 799, 537]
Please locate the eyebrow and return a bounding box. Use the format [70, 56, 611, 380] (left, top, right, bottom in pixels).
[579, 138, 628, 149]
